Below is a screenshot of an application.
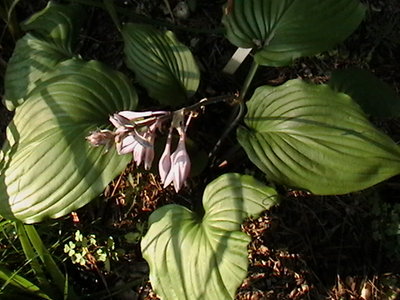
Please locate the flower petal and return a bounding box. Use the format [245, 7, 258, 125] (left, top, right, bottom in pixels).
[172, 143, 191, 192]
[164, 134, 191, 192]
[144, 147, 155, 170]
[118, 110, 168, 120]
[118, 134, 138, 155]
[133, 143, 146, 166]
[109, 113, 130, 128]
[144, 133, 156, 170]
[159, 142, 172, 184]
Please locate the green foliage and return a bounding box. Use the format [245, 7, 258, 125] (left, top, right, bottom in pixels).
[222, 0, 366, 66]
[4, 2, 84, 110]
[21, 1, 84, 52]
[237, 79, 400, 194]
[1, 1, 400, 299]
[371, 200, 400, 260]
[0, 59, 137, 223]
[122, 23, 200, 106]
[124, 223, 146, 244]
[0, 264, 53, 300]
[13, 222, 75, 299]
[0, 0, 22, 41]
[329, 68, 400, 118]
[142, 173, 279, 300]
[64, 230, 118, 267]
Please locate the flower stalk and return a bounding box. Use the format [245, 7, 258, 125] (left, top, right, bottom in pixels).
[86, 94, 239, 192]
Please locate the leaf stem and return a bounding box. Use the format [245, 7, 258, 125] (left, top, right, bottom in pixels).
[182, 94, 239, 113]
[240, 60, 259, 99]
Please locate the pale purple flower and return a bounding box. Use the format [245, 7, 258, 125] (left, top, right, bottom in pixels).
[144, 133, 155, 170]
[158, 130, 172, 184]
[118, 110, 167, 120]
[109, 111, 169, 169]
[163, 129, 191, 192]
[109, 114, 133, 134]
[116, 134, 138, 155]
[117, 128, 156, 169]
[133, 142, 145, 166]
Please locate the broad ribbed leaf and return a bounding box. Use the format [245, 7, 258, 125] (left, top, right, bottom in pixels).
[142, 173, 278, 300]
[21, 1, 84, 53]
[0, 59, 137, 223]
[237, 79, 400, 195]
[222, 0, 365, 66]
[4, 2, 84, 110]
[329, 68, 400, 118]
[122, 23, 200, 106]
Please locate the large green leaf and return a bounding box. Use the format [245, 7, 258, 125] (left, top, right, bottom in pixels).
[4, 2, 84, 110]
[329, 68, 400, 118]
[122, 23, 200, 106]
[237, 79, 400, 195]
[0, 59, 137, 223]
[222, 0, 365, 66]
[20, 1, 84, 53]
[141, 173, 278, 300]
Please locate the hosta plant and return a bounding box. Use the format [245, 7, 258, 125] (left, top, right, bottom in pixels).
[1, 0, 400, 299]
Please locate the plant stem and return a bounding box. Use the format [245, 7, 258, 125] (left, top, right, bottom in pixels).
[208, 101, 245, 161]
[182, 94, 239, 113]
[240, 60, 259, 99]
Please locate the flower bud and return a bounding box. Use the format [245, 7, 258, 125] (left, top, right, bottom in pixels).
[159, 131, 172, 184]
[86, 130, 114, 147]
[163, 131, 191, 192]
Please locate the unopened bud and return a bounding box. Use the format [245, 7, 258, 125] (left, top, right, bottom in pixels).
[86, 130, 114, 147]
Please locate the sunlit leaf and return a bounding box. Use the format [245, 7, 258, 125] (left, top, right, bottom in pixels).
[237, 79, 400, 195]
[0, 59, 137, 223]
[222, 0, 365, 66]
[0, 265, 52, 299]
[122, 23, 200, 106]
[142, 173, 278, 300]
[21, 1, 84, 52]
[4, 2, 84, 110]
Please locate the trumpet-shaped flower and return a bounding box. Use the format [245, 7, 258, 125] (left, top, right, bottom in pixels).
[162, 129, 191, 192]
[109, 111, 168, 169]
[89, 109, 191, 192]
[158, 131, 172, 184]
[116, 134, 138, 155]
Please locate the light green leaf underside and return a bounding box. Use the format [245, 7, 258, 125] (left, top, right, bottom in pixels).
[0, 59, 137, 223]
[122, 23, 200, 106]
[4, 2, 84, 110]
[142, 173, 278, 300]
[222, 0, 365, 66]
[237, 79, 400, 195]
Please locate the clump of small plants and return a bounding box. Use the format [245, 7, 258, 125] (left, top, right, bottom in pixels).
[64, 230, 118, 269]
